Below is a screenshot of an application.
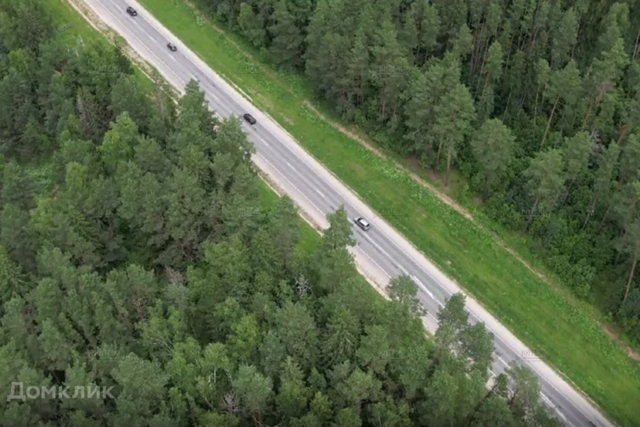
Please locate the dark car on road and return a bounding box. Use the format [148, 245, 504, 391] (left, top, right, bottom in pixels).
[167, 43, 177, 52]
[126, 6, 137, 16]
[354, 217, 371, 231]
[243, 113, 257, 125]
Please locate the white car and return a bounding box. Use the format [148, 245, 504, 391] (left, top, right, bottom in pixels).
[354, 217, 370, 231]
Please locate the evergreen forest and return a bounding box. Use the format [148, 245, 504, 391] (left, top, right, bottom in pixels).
[194, 0, 640, 341]
[0, 0, 564, 425]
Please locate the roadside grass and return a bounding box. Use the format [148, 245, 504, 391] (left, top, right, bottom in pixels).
[47, 0, 156, 93]
[48, 0, 383, 313]
[124, 0, 639, 424]
[48, 0, 102, 43]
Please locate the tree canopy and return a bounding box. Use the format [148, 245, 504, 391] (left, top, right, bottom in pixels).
[0, 0, 562, 425]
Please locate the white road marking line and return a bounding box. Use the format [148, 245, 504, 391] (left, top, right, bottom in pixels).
[411, 275, 435, 300]
[496, 355, 508, 366]
[250, 132, 270, 147]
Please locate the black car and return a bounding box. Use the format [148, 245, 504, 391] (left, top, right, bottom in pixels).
[167, 43, 177, 52]
[243, 113, 257, 125]
[126, 6, 137, 16]
[354, 217, 371, 231]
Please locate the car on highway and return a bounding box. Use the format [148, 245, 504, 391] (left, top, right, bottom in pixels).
[126, 6, 137, 16]
[167, 43, 177, 52]
[243, 113, 257, 125]
[354, 217, 371, 231]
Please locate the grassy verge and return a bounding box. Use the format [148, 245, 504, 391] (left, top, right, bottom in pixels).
[48, 0, 383, 314]
[48, 0, 156, 93]
[121, 0, 639, 424]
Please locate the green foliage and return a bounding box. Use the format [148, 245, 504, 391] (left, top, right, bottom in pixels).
[131, 0, 640, 423]
[0, 1, 566, 425]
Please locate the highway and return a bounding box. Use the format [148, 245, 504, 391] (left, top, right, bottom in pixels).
[81, 1, 613, 426]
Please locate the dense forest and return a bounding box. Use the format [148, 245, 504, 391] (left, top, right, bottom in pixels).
[0, 0, 564, 425]
[192, 0, 640, 340]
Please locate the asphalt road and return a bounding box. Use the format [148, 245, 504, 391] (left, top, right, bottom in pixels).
[82, 1, 613, 426]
